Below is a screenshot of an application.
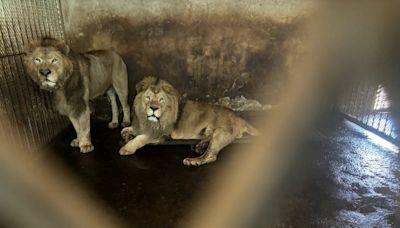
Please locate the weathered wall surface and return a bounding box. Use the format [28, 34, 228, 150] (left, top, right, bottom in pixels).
[60, 0, 312, 107]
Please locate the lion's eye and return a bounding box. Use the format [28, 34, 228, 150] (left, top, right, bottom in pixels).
[34, 57, 42, 63]
[51, 58, 58, 64]
[159, 97, 164, 102]
[146, 96, 151, 101]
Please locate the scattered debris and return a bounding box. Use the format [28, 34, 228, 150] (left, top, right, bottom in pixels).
[215, 96, 274, 111]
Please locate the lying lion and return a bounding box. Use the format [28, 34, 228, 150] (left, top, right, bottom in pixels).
[24, 38, 130, 153]
[119, 77, 259, 166]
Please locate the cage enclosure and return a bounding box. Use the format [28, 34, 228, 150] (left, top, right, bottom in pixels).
[0, 1, 399, 227]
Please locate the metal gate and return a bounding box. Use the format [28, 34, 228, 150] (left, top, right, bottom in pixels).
[0, 0, 68, 149]
[338, 80, 398, 145]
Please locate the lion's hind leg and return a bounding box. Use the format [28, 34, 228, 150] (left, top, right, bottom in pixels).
[183, 129, 235, 166]
[112, 61, 131, 127]
[70, 138, 79, 147]
[193, 137, 211, 154]
[191, 127, 213, 154]
[114, 84, 131, 127]
[107, 89, 119, 128]
[121, 126, 135, 142]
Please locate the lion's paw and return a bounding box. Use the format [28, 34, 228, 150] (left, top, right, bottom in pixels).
[119, 147, 135, 156]
[80, 143, 94, 153]
[70, 139, 79, 147]
[108, 122, 119, 129]
[183, 156, 217, 166]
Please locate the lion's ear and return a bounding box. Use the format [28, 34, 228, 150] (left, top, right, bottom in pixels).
[24, 40, 41, 54]
[55, 41, 70, 56]
[161, 84, 179, 96]
[136, 76, 158, 93]
[136, 80, 150, 93]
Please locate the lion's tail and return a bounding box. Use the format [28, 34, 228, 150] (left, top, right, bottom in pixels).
[244, 121, 259, 136]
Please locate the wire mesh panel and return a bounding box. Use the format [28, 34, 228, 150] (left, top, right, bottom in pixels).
[0, 0, 68, 149]
[338, 80, 398, 145]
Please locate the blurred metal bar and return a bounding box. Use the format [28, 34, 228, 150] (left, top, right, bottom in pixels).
[0, 115, 123, 228]
[182, 2, 400, 227]
[182, 59, 339, 227]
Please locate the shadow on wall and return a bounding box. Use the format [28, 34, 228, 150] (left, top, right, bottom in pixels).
[67, 14, 305, 104]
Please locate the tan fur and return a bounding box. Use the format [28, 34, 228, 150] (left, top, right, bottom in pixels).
[24, 38, 131, 153]
[120, 77, 258, 166]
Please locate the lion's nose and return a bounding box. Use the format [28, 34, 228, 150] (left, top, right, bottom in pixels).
[39, 68, 51, 77]
[150, 106, 159, 111]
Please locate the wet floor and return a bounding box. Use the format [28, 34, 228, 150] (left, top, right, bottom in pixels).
[47, 115, 400, 227]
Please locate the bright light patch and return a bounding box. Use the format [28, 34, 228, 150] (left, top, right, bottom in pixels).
[345, 120, 398, 153]
[363, 130, 398, 152]
[374, 85, 390, 110]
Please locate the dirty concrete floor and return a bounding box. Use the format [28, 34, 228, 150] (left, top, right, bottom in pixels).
[47, 116, 400, 227]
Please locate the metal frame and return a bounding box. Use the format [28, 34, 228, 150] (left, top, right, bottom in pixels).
[342, 113, 399, 146]
[0, 0, 69, 147]
[338, 80, 398, 146]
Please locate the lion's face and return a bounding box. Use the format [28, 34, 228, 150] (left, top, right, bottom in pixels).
[23, 38, 72, 92]
[141, 88, 171, 122]
[134, 77, 180, 130]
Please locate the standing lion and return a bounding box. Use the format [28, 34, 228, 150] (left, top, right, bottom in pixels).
[119, 77, 258, 166]
[23, 38, 130, 153]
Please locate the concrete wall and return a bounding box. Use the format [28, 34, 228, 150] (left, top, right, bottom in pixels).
[60, 0, 312, 108]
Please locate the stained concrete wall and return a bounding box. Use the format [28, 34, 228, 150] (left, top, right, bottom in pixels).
[60, 0, 312, 107]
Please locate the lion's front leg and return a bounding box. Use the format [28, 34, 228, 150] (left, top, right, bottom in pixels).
[70, 108, 94, 153]
[69, 117, 80, 147]
[119, 134, 158, 155]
